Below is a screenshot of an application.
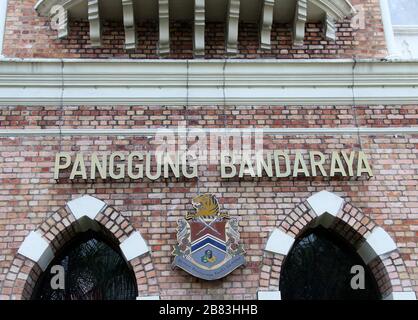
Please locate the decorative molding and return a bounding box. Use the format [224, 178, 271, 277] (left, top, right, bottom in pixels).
[17, 231, 54, 271]
[293, 0, 307, 46]
[1, 58, 418, 106]
[226, 0, 241, 54]
[33, 0, 356, 52]
[310, 0, 355, 20]
[158, 0, 170, 56]
[88, 0, 101, 47]
[194, 0, 205, 57]
[323, 12, 336, 41]
[357, 227, 398, 264]
[259, 0, 275, 50]
[122, 0, 137, 50]
[1, 127, 418, 138]
[57, 8, 69, 39]
[67, 195, 107, 221]
[35, 0, 84, 16]
[265, 229, 295, 255]
[307, 190, 344, 217]
[120, 231, 150, 261]
[258, 291, 281, 300]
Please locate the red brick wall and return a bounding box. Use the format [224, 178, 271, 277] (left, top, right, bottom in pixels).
[0, 105, 417, 299]
[2, 0, 388, 59]
[1, 105, 417, 129]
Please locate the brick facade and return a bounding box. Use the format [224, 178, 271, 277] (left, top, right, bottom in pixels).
[0, 0, 417, 301]
[0, 105, 417, 299]
[2, 0, 387, 59]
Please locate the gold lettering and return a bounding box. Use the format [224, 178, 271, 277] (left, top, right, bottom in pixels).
[256, 151, 273, 178]
[341, 151, 356, 177]
[70, 153, 87, 180]
[330, 151, 347, 176]
[109, 153, 125, 180]
[182, 151, 198, 179]
[310, 151, 327, 177]
[54, 152, 71, 180]
[239, 151, 256, 178]
[91, 153, 107, 179]
[127, 152, 144, 180]
[163, 152, 181, 178]
[221, 151, 237, 178]
[146, 152, 162, 180]
[274, 151, 291, 178]
[357, 151, 373, 177]
[293, 152, 310, 177]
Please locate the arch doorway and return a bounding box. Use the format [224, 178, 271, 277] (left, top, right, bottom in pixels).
[32, 231, 138, 300]
[258, 191, 416, 301]
[280, 226, 380, 300]
[1, 195, 160, 300]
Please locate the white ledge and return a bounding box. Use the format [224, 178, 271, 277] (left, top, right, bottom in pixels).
[137, 295, 160, 300]
[258, 291, 282, 300]
[0, 59, 418, 106]
[384, 292, 417, 300]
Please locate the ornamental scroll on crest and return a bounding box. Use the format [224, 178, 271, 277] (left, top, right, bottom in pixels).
[172, 194, 246, 280]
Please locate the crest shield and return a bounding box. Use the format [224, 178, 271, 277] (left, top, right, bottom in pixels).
[172, 194, 245, 280]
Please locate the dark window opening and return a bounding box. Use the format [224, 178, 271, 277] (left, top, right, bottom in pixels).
[32, 231, 138, 300]
[280, 227, 381, 300]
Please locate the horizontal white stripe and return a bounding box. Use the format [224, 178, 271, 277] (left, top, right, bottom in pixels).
[0, 58, 418, 106]
[0, 127, 417, 137]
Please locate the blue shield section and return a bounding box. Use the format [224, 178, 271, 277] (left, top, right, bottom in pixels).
[190, 243, 227, 269]
[191, 236, 227, 252]
[172, 255, 246, 281]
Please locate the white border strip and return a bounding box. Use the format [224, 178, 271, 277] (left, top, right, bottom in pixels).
[0, 127, 417, 137]
[1, 58, 418, 106]
[0, 0, 8, 57]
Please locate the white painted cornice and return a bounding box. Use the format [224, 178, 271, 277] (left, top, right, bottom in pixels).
[0, 58, 418, 106]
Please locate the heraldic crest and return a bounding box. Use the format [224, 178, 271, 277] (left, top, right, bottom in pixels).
[172, 194, 245, 280]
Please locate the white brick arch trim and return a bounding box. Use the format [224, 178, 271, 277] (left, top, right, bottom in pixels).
[3, 195, 159, 300]
[260, 190, 416, 301]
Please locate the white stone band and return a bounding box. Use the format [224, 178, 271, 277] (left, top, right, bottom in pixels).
[1, 58, 418, 106]
[265, 229, 295, 256]
[67, 195, 107, 221]
[357, 227, 398, 264]
[258, 291, 281, 300]
[17, 231, 54, 271]
[120, 231, 150, 261]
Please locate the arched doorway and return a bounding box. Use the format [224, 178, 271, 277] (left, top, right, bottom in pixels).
[32, 231, 138, 300]
[1, 195, 160, 300]
[280, 226, 380, 300]
[258, 191, 416, 300]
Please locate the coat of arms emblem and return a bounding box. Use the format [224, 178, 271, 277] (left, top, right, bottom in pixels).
[172, 194, 246, 280]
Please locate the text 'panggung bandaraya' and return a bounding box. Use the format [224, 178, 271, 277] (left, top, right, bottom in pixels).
[54, 150, 373, 181]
